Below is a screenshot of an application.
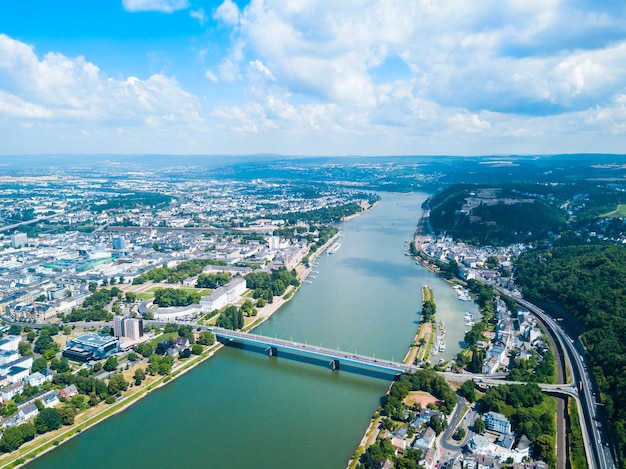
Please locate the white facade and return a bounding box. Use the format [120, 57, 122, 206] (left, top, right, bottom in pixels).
[0, 335, 22, 352]
[11, 232, 27, 248]
[200, 277, 247, 313]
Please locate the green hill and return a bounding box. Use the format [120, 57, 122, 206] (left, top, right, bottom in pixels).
[515, 244, 626, 464]
[428, 184, 566, 245]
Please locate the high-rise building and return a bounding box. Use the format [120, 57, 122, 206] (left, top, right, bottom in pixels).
[112, 236, 126, 250]
[123, 318, 143, 341]
[113, 316, 125, 337]
[113, 316, 143, 341]
[10, 232, 27, 248]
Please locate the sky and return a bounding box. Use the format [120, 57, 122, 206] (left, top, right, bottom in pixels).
[2, 0, 626, 156]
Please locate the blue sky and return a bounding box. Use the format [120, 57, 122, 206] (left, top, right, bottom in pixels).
[2, 0, 626, 156]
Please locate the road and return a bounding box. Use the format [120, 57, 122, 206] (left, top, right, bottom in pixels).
[512, 294, 616, 469]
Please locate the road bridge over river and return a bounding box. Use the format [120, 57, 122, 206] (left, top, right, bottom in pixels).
[211, 327, 579, 400]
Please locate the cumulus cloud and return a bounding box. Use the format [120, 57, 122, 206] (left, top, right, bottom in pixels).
[122, 0, 189, 13]
[0, 34, 202, 129]
[214, 0, 240, 26]
[205, 70, 219, 83]
[190, 8, 207, 26]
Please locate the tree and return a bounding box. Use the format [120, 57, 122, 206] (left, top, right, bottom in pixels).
[88, 281, 98, 293]
[127, 352, 138, 362]
[103, 356, 119, 372]
[50, 357, 70, 373]
[34, 335, 55, 354]
[197, 331, 215, 346]
[26, 331, 35, 343]
[453, 427, 466, 441]
[135, 342, 153, 358]
[31, 357, 48, 374]
[458, 380, 477, 403]
[18, 341, 33, 357]
[108, 374, 129, 395]
[0, 424, 33, 452]
[429, 415, 446, 435]
[133, 368, 146, 386]
[34, 408, 62, 434]
[474, 417, 486, 434]
[191, 344, 203, 355]
[57, 404, 76, 425]
[534, 434, 556, 465]
[8, 324, 21, 335]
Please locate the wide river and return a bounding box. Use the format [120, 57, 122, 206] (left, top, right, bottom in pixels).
[28, 191, 478, 469]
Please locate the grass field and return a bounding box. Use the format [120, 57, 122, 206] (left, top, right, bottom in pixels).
[601, 204, 626, 217]
[146, 286, 212, 296]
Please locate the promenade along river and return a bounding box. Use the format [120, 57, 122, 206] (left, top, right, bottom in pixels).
[28, 192, 478, 469]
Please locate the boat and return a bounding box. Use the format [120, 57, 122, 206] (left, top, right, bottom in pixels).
[465, 320, 475, 327]
[438, 341, 446, 352]
[327, 242, 341, 254]
[439, 320, 445, 330]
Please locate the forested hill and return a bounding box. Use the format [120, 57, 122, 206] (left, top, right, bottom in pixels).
[428, 184, 566, 245]
[515, 244, 626, 463]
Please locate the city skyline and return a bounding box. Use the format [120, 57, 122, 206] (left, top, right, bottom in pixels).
[2, 1, 626, 156]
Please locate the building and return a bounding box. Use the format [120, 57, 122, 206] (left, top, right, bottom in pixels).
[225, 276, 246, 302]
[0, 349, 19, 366]
[63, 333, 119, 361]
[0, 335, 22, 352]
[1, 381, 24, 402]
[7, 366, 29, 384]
[200, 277, 247, 313]
[123, 317, 143, 341]
[484, 411, 512, 434]
[11, 232, 27, 248]
[0, 356, 34, 377]
[112, 236, 126, 250]
[113, 315, 125, 337]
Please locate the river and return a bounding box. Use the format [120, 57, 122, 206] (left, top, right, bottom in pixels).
[27, 191, 478, 469]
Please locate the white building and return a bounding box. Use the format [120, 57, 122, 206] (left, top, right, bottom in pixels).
[0, 335, 21, 352]
[113, 316, 144, 341]
[11, 232, 27, 248]
[200, 277, 247, 313]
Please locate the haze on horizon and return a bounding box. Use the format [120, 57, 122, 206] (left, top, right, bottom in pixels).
[2, 1, 626, 157]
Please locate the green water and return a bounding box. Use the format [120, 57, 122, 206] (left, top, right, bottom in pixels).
[27, 192, 477, 468]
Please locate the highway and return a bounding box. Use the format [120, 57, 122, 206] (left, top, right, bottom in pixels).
[510, 294, 616, 469]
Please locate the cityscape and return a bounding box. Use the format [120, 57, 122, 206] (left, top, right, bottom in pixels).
[2, 2, 626, 469]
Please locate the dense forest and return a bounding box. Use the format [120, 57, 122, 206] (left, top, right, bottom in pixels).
[515, 244, 626, 462]
[427, 184, 566, 245]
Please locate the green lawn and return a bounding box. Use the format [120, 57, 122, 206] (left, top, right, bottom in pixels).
[601, 204, 626, 217]
[136, 292, 154, 300]
[146, 286, 212, 297]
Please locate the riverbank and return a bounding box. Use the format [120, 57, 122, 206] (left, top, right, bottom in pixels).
[6, 226, 351, 468]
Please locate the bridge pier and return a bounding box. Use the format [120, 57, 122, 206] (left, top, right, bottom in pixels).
[330, 359, 340, 370]
[267, 346, 278, 357]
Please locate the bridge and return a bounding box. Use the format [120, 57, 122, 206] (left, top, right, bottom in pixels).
[210, 327, 418, 375]
[210, 327, 579, 400]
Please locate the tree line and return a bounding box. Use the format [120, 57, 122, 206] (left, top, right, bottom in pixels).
[515, 244, 626, 463]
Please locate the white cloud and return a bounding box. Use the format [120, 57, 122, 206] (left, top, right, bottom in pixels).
[0, 34, 203, 129]
[122, 0, 189, 13]
[190, 8, 207, 26]
[205, 70, 219, 83]
[214, 0, 240, 26]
